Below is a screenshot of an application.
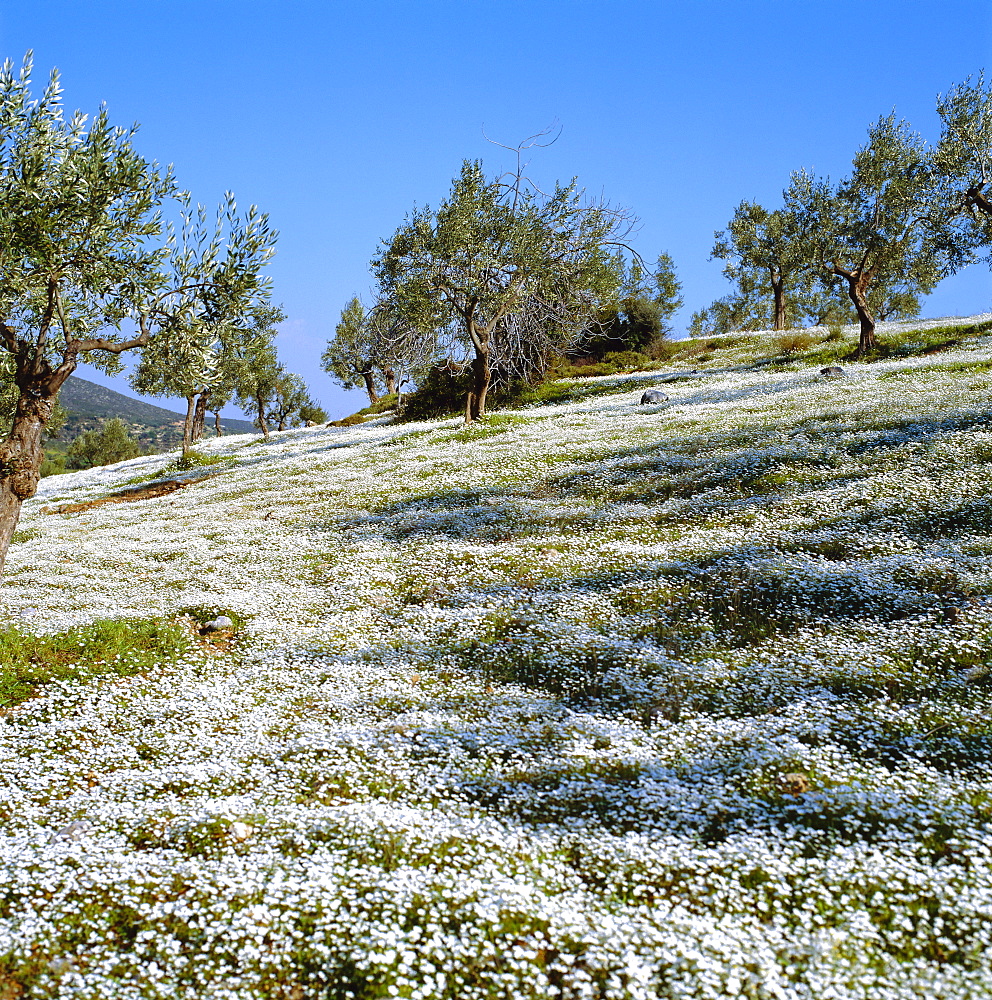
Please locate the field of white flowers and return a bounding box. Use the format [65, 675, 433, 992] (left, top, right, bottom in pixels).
[2, 315, 992, 999]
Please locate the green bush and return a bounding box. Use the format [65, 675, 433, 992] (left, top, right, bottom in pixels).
[298, 403, 328, 424]
[602, 350, 652, 370]
[401, 367, 536, 421]
[65, 417, 142, 470]
[774, 332, 816, 355]
[401, 366, 472, 420]
[40, 455, 66, 477]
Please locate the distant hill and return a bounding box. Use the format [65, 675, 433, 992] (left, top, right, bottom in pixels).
[55, 377, 257, 453]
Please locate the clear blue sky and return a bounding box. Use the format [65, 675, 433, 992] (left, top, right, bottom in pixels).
[1, 1, 990, 418]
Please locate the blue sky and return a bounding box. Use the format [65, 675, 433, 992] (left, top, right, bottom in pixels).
[1, 1, 990, 418]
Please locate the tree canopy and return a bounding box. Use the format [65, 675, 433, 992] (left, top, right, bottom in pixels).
[373, 158, 634, 421]
[935, 73, 992, 257]
[65, 417, 141, 470]
[0, 52, 277, 574]
[321, 296, 398, 404]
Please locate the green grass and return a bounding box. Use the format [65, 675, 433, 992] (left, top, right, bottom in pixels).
[356, 393, 400, 416]
[0, 616, 195, 708]
[173, 449, 233, 471]
[765, 318, 992, 369]
[442, 414, 530, 441]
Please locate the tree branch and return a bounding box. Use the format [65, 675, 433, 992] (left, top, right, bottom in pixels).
[66, 329, 151, 355]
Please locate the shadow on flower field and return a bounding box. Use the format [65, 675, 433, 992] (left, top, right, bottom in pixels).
[5, 323, 992, 998]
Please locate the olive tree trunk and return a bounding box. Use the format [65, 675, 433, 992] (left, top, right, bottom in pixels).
[846, 274, 877, 355]
[362, 371, 380, 405]
[182, 395, 197, 453]
[0, 389, 59, 577]
[966, 184, 992, 218]
[191, 392, 208, 443]
[255, 389, 270, 439]
[771, 271, 787, 331]
[464, 351, 492, 423]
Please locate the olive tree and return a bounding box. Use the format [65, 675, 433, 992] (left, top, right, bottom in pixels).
[804, 116, 952, 355]
[711, 196, 813, 331]
[373, 159, 633, 421]
[935, 73, 992, 254]
[267, 370, 322, 431]
[321, 296, 397, 404]
[0, 53, 276, 574]
[65, 417, 141, 470]
[230, 312, 284, 440]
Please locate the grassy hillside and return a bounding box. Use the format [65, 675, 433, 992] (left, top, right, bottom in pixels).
[2, 314, 992, 998]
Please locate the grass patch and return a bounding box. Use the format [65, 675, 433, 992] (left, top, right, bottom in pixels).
[173, 450, 233, 472]
[769, 318, 992, 369]
[356, 393, 400, 416]
[0, 616, 195, 708]
[328, 413, 368, 427]
[443, 414, 530, 442]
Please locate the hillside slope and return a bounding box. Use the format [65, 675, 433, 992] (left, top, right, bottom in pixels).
[2, 315, 992, 999]
[56, 376, 257, 451]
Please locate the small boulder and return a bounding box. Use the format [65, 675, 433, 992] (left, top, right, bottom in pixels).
[820, 366, 845, 378]
[50, 820, 89, 843]
[203, 615, 235, 632]
[776, 772, 811, 796]
[640, 389, 669, 405]
[229, 821, 254, 842]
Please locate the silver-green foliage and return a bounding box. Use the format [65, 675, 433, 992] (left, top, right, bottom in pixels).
[321, 295, 390, 403]
[373, 159, 634, 419]
[801, 116, 962, 353]
[0, 51, 277, 574]
[935, 72, 992, 254]
[65, 417, 141, 470]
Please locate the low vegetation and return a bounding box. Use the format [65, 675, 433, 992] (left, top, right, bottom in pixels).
[2, 314, 991, 998]
[0, 616, 196, 708]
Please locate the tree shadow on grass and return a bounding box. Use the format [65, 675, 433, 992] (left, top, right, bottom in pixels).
[317, 403, 992, 547]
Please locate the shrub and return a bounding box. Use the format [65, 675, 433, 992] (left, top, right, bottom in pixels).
[401, 367, 536, 421]
[65, 417, 142, 470]
[298, 402, 328, 424]
[174, 450, 229, 471]
[774, 331, 816, 355]
[40, 455, 66, 477]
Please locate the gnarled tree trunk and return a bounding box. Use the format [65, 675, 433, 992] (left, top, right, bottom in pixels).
[191, 392, 208, 443]
[362, 371, 379, 405]
[847, 274, 876, 355]
[182, 395, 197, 453]
[0, 387, 61, 576]
[384, 368, 397, 396]
[465, 351, 491, 423]
[966, 184, 992, 218]
[255, 389, 270, 439]
[832, 265, 877, 355]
